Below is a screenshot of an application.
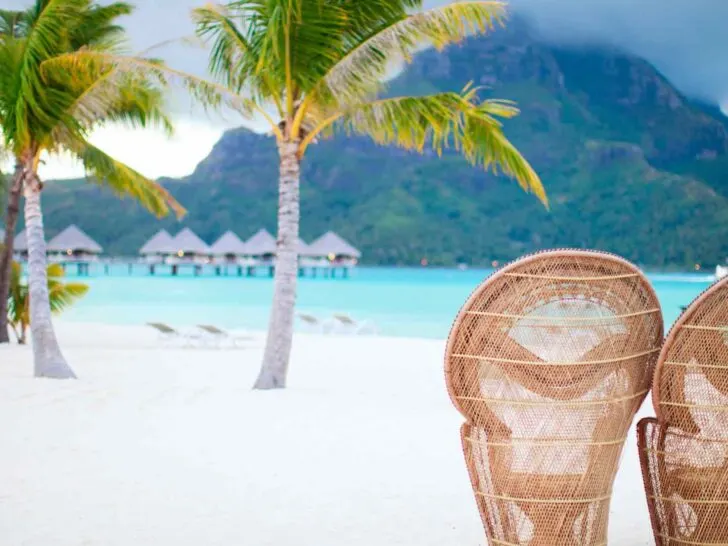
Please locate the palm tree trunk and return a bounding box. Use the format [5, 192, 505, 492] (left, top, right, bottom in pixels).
[0, 164, 25, 344]
[254, 140, 301, 390]
[23, 171, 76, 379]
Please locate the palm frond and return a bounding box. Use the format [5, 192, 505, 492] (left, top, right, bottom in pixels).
[6, 261, 24, 325]
[48, 280, 89, 314]
[193, 3, 285, 116]
[50, 62, 174, 138]
[7, 261, 89, 330]
[41, 49, 255, 118]
[13, 0, 91, 146]
[194, 0, 352, 113]
[47, 262, 65, 278]
[284, 0, 349, 95]
[335, 87, 547, 206]
[67, 2, 133, 51]
[65, 137, 186, 218]
[193, 4, 258, 91]
[313, 1, 505, 106]
[0, 9, 28, 38]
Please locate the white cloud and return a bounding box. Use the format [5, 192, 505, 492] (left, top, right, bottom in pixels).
[36, 118, 227, 181]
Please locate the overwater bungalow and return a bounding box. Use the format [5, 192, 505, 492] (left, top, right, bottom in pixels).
[139, 229, 175, 263]
[210, 231, 249, 264]
[170, 228, 210, 264]
[298, 237, 319, 267]
[12, 229, 28, 259]
[47, 225, 103, 260]
[298, 237, 312, 255]
[307, 231, 361, 265]
[209, 231, 259, 276]
[245, 229, 277, 262]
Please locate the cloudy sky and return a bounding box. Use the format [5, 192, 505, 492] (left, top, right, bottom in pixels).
[4, 0, 727, 180]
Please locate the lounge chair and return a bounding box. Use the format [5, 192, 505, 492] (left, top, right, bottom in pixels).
[444, 249, 663, 545]
[639, 276, 728, 546]
[196, 324, 255, 348]
[298, 313, 322, 328]
[297, 313, 337, 334]
[331, 313, 376, 335]
[147, 322, 201, 347]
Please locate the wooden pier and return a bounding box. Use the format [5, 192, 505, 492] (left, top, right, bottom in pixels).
[13, 226, 361, 280]
[39, 258, 354, 279]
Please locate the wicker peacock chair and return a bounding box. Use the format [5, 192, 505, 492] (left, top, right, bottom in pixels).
[445, 250, 663, 546]
[639, 276, 728, 546]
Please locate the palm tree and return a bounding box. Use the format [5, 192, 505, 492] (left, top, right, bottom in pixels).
[0, 9, 27, 345]
[8, 261, 89, 344]
[190, 0, 548, 389]
[0, 0, 185, 378]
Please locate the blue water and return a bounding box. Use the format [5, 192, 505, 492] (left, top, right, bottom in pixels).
[59, 266, 714, 339]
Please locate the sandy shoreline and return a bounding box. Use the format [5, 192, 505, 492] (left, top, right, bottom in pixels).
[0, 322, 653, 545]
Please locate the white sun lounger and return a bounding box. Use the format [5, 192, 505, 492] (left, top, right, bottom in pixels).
[147, 322, 201, 347]
[331, 313, 377, 335]
[196, 324, 255, 348]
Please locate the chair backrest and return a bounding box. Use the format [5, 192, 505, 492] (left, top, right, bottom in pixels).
[198, 324, 224, 335]
[652, 276, 728, 436]
[148, 322, 176, 334]
[445, 249, 663, 545]
[334, 314, 355, 325]
[640, 277, 728, 546]
[297, 314, 318, 324]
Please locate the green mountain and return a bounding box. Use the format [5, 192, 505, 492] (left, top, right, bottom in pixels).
[24, 20, 728, 268]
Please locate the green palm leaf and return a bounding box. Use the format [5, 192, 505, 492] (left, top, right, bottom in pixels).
[335, 88, 547, 205]
[6, 260, 24, 327]
[42, 50, 256, 119]
[312, 1, 505, 106]
[48, 280, 89, 314]
[6, 261, 89, 342]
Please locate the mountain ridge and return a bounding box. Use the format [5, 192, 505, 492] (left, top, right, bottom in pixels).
[22, 20, 728, 268]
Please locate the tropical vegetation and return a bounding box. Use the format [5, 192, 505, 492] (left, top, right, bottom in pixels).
[7, 261, 88, 345]
[189, 0, 547, 389]
[0, 0, 184, 378]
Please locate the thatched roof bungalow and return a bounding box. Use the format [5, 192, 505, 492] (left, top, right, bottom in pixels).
[13, 229, 28, 256]
[140, 229, 175, 256]
[210, 231, 250, 264]
[307, 231, 361, 263]
[139, 229, 175, 263]
[47, 225, 102, 259]
[297, 237, 314, 256]
[245, 229, 276, 259]
[171, 228, 210, 260]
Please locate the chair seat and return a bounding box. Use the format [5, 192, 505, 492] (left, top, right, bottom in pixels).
[662, 466, 728, 543]
[500, 472, 611, 501]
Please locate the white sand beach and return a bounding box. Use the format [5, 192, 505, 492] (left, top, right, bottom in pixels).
[0, 322, 654, 545]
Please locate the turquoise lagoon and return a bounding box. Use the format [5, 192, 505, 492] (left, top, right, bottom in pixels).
[59, 266, 714, 339]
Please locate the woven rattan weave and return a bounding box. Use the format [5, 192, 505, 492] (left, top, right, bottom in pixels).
[445, 250, 663, 545]
[639, 277, 728, 546]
